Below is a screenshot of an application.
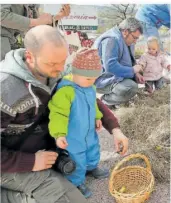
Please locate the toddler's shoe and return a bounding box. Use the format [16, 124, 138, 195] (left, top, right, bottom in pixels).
[87, 167, 109, 179]
[144, 90, 151, 96]
[77, 183, 92, 198]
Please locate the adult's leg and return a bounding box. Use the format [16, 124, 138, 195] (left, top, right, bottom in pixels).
[97, 79, 138, 105]
[0, 37, 11, 61]
[1, 188, 36, 203]
[1, 186, 87, 203]
[1, 169, 87, 203]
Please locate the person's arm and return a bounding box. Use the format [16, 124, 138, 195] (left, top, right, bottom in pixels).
[96, 99, 128, 155]
[96, 99, 120, 133]
[1, 138, 57, 173]
[0, 4, 31, 31]
[161, 54, 170, 70]
[1, 146, 35, 173]
[93, 86, 103, 120]
[95, 100, 103, 131]
[53, 4, 70, 21]
[0, 82, 59, 173]
[137, 54, 147, 70]
[95, 101, 103, 120]
[48, 86, 75, 139]
[134, 55, 147, 84]
[101, 38, 135, 78]
[112, 128, 128, 155]
[51, 4, 70, 27]
[0, 4, 52, 31]
[1, 109, 35, 173]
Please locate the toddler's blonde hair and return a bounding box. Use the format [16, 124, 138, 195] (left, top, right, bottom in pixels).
[147, 36, 160, 51]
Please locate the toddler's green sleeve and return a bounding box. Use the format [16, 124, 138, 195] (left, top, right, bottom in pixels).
[93, 85, 103, 120]
[95, 101, 103, 120]
[48, 86, 75, 139]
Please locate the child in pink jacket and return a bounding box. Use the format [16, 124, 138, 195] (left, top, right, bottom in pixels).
[137, 37, 170, 93]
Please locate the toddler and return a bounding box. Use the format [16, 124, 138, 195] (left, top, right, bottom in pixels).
[48, 48, 109, 198]
[137, 37, 170, 93]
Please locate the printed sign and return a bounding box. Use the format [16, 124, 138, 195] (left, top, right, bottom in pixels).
[41, 4, 98, 30]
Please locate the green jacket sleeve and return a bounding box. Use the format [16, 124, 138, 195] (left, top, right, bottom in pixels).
[95, 101, 103, 120]
[93, 85, 103, 120]
[48, 86, 75, 139]
[0, 4, 30, 31]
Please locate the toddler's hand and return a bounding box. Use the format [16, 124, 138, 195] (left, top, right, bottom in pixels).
[167, 65, 171, 71]
[56, 137, 68, 149]
[96, 119, 102, 131]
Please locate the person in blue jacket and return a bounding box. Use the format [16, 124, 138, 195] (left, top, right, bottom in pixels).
[93, 18, 144, 108]
[135, 4, 170, 52]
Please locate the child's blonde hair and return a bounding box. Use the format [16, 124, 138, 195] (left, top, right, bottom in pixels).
[147, 36, 160, 51]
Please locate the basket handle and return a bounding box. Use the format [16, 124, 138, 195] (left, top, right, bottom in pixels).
[113, 153, 152, 172]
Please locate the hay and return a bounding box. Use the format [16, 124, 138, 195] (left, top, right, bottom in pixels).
[134, 85, 170, 107]
[119, 105, 169, 141]
[128, 139, 170, 183]
[114, 86, 170, 182]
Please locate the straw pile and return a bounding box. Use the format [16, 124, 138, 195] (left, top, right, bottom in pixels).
[114, 86, 170, 182]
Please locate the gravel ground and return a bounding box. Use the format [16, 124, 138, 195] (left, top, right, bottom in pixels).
[86, 128, 170, 203]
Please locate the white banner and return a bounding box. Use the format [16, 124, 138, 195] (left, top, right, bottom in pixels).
[41, 4, 98, 29]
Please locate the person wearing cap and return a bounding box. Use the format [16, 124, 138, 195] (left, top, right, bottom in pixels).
[48, 48, 110, 198]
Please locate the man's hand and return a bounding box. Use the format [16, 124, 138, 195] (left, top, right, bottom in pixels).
[96, 119, 102, 131]
[112, 128, 128, 156]
[55, 4, 70, 21]
[32, 151, 58, 171]
[56, 137, 68, 149]
[135, 72, 145, 84]
[30, 13, 53, 27]
[37, 13, 53, 25]
[133, 65, 143, 74]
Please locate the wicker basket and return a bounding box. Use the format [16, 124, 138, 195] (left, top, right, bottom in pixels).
[109, 154, 155, 203]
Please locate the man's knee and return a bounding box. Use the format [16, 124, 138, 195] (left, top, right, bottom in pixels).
[1, 188, 35, 203]
[58, 186, 87, 203]
[115, 79, 138, 96]
[127, 79, 138, 96]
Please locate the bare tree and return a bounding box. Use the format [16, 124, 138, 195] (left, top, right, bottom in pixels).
[99, 4, 138, 26]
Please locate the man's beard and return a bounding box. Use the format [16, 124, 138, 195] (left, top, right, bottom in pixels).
[33, 57, 62, 79]
[34, 57, 48, 78]
[125, 34, 133, 46]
